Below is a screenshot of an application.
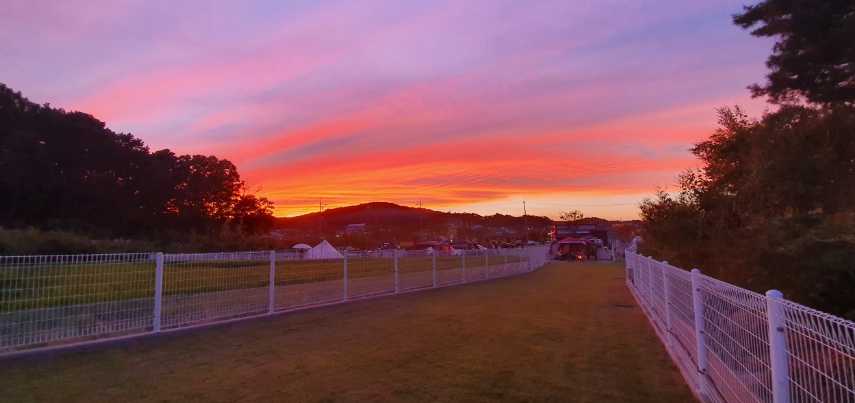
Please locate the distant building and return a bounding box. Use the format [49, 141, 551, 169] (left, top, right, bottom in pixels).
[551, 222, 612, 244]
[269, 228, 299, 240]
[345, 223, 367, 235]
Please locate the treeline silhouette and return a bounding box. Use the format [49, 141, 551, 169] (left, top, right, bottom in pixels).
[639, 0, 855, 318]
[0, 83, 275, 247]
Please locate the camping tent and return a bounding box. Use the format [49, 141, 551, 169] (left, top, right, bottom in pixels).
[305, 240, 344, 260]
[292, 243, 312, 250]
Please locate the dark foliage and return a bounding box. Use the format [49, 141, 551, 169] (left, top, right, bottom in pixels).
[0, 83, 274, 240]
[734, 0, 855, 105]
[640, 106, 855, 318]
[641, 0, 855, 319]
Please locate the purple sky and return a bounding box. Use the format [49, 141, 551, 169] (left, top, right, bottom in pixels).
[1, 0, 772, 218]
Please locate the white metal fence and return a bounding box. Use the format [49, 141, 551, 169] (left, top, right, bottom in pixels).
[626, 250, 855, 403]
[0, 246, 548, 355]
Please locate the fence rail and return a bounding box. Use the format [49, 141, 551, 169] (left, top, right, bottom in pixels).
[626, 250, 855, 403]
[0, 246, 548, 355]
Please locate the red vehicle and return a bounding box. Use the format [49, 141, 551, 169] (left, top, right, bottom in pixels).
[555, 237, 589, 261]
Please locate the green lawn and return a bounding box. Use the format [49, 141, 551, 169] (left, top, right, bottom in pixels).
[1, 254, 525, 312]
[0, 261, 694, 403]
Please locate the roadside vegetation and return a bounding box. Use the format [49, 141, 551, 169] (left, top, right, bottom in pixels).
[0, 85, 276, 250]
[0, 227, 294, 255]
[638, 1, 855, 318]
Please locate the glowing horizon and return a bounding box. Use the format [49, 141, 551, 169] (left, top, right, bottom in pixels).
[2, 0, 772, 220]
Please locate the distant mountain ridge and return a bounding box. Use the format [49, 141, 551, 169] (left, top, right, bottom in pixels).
[275, 202, 553, 230]
[273, 202, 638, 246]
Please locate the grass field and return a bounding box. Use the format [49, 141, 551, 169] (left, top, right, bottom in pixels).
[0, 261, 694, 403]
[0, 254, 525, 312]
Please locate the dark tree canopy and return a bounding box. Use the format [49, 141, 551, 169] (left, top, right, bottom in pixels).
[734, 0, 855, 105]
[559, 209, 584, 222]
[638, 0, 855, 319]
[0, 83, 274, 238]
[639, 105, 855, 318]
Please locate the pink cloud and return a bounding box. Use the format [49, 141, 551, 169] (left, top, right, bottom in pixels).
[1, 0, 772, 219]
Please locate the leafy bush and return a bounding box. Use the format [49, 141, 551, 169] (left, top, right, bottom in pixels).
[0, 228, 155, 255]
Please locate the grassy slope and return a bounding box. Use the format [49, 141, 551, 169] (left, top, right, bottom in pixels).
[0, 261, 694, 403]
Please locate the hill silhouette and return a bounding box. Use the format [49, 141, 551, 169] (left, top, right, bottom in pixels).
[275, 202, 555, 244]
[277, 202, 551, 230]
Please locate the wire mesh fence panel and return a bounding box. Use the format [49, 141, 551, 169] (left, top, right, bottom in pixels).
[507, 250, 524, 275]
[397, 251, 434, 291]
[435, 253, 463, 286]
[0, 246, 551, 355]
[628, 250, 855, 403]
[0, 253, 154, 352]
[664, 264, 699, 385]
[527, 247, 540, 269]
[463, 250, 488, 282]
[274, 251, 300, 262]
[782, 301, 855, 402]
[627, 255, 640, 288]
[503, 250, 516, 276]
[346, 252, 394, 299]
[523, 249, 531, 272]
[648, 261, 667, 334]
[636, 256, 652, 311]
[160, 252, 269, 329]
[519, 249, 532, 273]
[485, 249, 505, 278]
[644, 257, 657, 311]
[275, 257, 344, 310]
[699, 275, 773, 403]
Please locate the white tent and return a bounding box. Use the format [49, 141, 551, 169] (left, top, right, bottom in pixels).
[292, 243, 312, 250]
[305, 240, 344, 260]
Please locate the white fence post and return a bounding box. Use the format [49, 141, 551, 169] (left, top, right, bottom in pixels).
[153, 252, 164, 333]
[461, 251, 467, 282]
[394, 250, 400, 294]
[484, 250, 490, 279]
[527, 248, 532, 271]
[343, 255, 349, 301]
[646, 257, 654, 301]
[627, 252, 634, 286]
[766, 289, 791, 403]
[662, 261, 672, 348]
[268, 250, 276, 314]
[431, 251, 437, 288]
[691, 268, 709, 398]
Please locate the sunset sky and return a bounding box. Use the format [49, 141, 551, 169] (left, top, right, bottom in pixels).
[1, 0, 772, 219]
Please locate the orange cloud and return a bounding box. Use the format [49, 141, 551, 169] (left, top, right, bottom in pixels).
[243, 131, 697, 217]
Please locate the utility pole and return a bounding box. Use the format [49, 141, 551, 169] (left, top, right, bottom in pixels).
[318, 198, 326, 238]
[523, 200, 528, 245]
[417, 200, 423, 240]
